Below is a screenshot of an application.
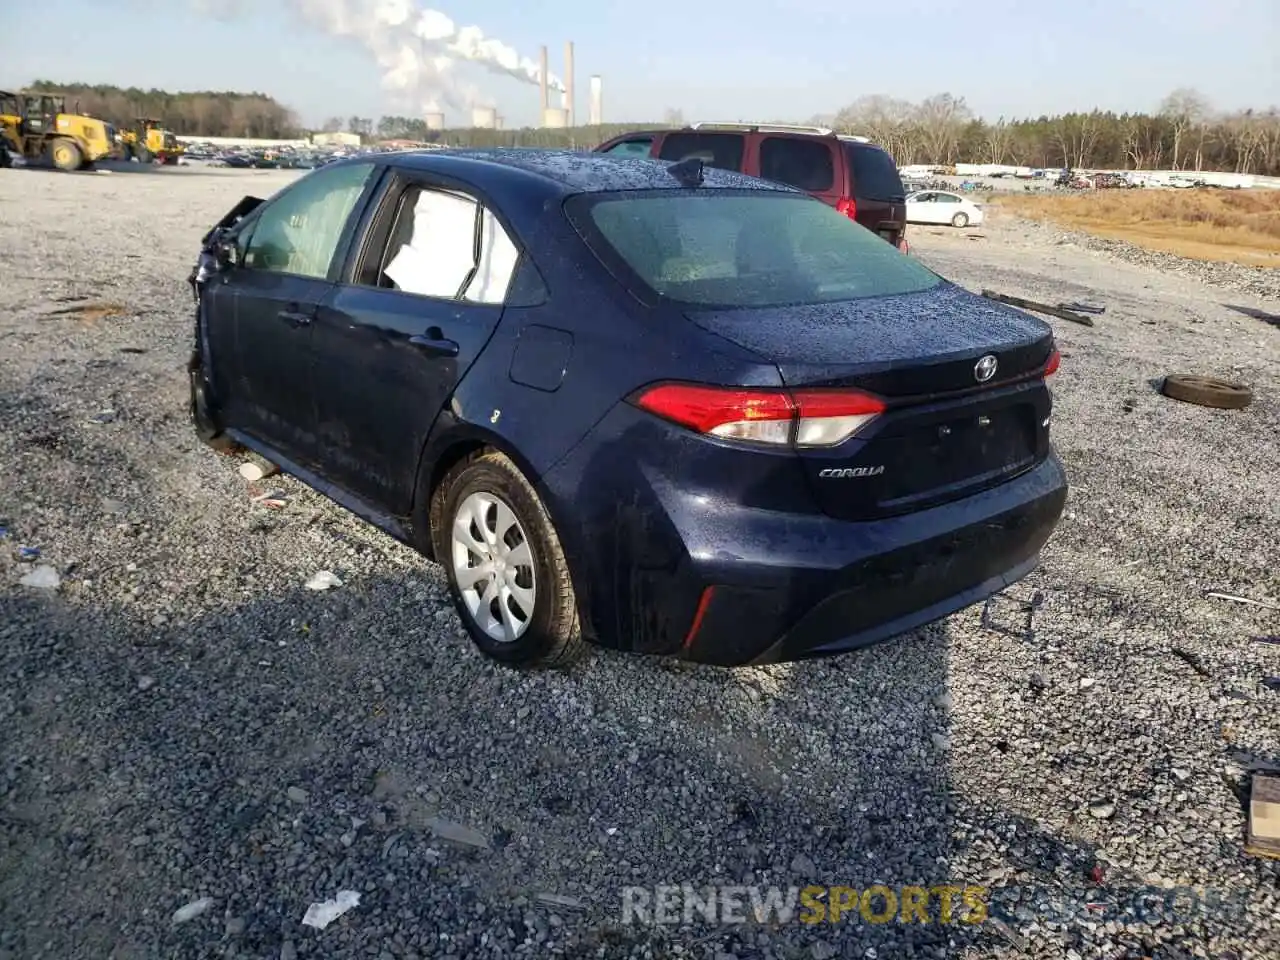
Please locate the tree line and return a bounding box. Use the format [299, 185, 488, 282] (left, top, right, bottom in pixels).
[21, 81, 1280, 175]
[23, 81, 302, 140]
[819, 90, 1280, 175]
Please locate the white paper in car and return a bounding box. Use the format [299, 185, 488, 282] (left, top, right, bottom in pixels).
[384, 190, 477, 297]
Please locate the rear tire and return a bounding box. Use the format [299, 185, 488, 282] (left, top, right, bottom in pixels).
[50, 138, 82, 171]
[431, 451, 585, 668]
[951, 212, 969, 228]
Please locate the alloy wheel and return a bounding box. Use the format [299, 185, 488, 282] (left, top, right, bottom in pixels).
[450, 491, 537, 643]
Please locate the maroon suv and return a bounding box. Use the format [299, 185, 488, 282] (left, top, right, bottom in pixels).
[594, 123, 909, 250]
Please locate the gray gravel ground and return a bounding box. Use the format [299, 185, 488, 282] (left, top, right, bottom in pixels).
[1, 165, 1278, 960]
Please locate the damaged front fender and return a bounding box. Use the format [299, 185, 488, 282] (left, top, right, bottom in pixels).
[188, 194, 264, 302]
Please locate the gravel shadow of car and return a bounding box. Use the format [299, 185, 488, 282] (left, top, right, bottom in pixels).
[1224, 303, 1280, 328]
[0, 561, 983, 958]
[4, 570, 1250, 959]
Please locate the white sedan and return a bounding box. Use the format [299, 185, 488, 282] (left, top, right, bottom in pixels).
[904, 190, 985, 228]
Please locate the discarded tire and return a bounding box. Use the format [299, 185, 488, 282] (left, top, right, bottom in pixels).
[1159, 374, 1252, 410]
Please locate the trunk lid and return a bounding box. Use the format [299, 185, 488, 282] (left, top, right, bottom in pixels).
[686, 283, 1056, 520]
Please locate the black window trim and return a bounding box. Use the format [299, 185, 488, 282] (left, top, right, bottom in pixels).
[341, 166, 547, 307]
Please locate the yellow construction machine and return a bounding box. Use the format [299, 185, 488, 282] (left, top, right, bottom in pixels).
[0, 90, 116, 170]
[119, 117, 184, 164]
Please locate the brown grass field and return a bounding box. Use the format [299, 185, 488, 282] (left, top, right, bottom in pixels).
[996, 189, 1280, 268]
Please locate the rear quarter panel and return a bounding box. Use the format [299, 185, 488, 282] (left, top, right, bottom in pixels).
[440, 195, 780, 484]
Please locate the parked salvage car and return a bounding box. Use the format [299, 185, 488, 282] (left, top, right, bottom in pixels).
[188, 150, 1067, 668]
[905, 190, 985, 227]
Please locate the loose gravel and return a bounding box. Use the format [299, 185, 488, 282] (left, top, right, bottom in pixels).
[1, 165, 1277, 960]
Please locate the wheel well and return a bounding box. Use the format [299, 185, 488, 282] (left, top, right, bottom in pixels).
[416, 440, 489, 560]
[428, 441, 488, 505]
[417, 438, 550, 560]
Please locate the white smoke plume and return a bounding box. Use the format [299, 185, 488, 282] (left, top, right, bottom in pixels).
[200, 1, 565, 114]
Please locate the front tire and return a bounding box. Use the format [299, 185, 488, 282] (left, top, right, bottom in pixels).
[50, 138, 82, 171]
[431, 451, 585, 668]
[188, 352, 238, 453]
[951, 212, 969, 228]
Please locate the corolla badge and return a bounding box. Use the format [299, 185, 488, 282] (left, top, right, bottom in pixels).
[974, 354, 998, 382]
[818, 466, 885, 478]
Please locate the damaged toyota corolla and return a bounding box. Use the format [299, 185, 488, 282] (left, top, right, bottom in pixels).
[188, 149, 1067, 668]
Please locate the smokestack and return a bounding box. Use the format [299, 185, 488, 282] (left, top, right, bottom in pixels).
[539, 45, 549, 111]
[589, 75, 602, 125]
[564, 41, 575, 127]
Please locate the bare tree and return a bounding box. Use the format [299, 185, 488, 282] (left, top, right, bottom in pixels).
[1222, 111, 1265, 172]
[322, 116, 344, 133]
[1255, 108, 1280, 174]
[662, 108, 685, 127]
[834, 95, 917, 161]
[982, 117, 1014, 165]
[914, 93, 972, 164]
[1159, 88, 1211, 169]
[1052, 112, 1103, 169]
[1123, 115, 1167, 169]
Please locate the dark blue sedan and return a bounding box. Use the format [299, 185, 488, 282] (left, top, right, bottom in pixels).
[188, 149, 1067, 668]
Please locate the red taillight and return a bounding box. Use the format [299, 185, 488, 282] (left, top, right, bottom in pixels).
[836, 197, 857, 220]
[1044, 348, 1061, 377]
[898, 236, 910, 255]
[632, 382, 885, 448]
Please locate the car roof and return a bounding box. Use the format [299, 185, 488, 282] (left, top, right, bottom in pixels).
[382, 148, 800, 197]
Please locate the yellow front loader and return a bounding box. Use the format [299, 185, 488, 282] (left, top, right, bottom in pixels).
[0, 91, 115, 171]
[120, 117, 184, 164]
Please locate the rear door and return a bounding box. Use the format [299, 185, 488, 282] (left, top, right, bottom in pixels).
[312, 171, 521, 512]
[655, 131, 747, 173]
[843, 142, 907, 245]
[757, 136, 840, 203]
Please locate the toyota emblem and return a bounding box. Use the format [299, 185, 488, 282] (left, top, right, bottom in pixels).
[974, 354, 998, 383]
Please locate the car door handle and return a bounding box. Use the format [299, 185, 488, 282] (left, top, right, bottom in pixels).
[408, 333, 459, 358]
[278, 309, 312, 327]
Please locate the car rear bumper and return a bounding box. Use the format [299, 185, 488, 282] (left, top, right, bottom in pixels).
[678, 453, 1067, 665]
[541, 406, 1068, 666]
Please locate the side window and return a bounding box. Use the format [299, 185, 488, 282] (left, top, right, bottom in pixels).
[602, 137, 654, 157]
[657, 133, 745, 172]
[759, 138, 835, 192]
[935, 193, 960, 204]
[241, 161, 375, 278]
[370, 185, 519, 304]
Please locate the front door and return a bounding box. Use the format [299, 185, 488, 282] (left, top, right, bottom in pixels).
[312, 175, 521, 511]
[219, 160, 378, 467]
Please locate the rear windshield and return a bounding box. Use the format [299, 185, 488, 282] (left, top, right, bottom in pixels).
[844, 144, 906, 201]
[570, 190, 940, 308]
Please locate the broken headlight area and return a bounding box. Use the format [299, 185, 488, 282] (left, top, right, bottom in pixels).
[189, 194, 265, 301]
